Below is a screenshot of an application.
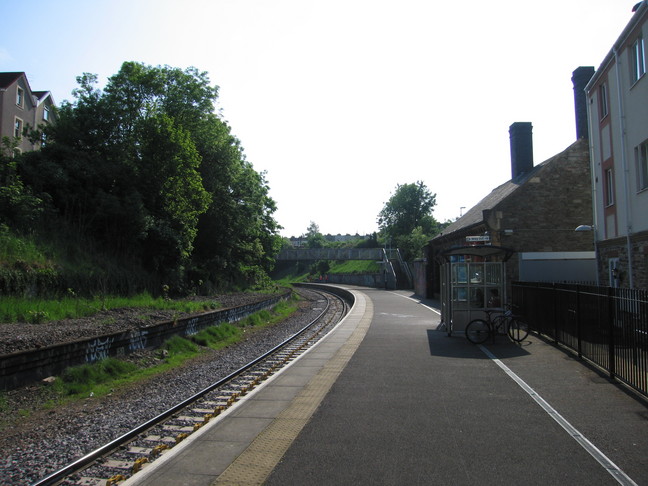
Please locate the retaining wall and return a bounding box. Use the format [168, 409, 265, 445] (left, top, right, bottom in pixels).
[0, 291, 291, 390]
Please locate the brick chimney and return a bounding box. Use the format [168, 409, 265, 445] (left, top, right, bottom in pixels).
[509, 122, 533, 180]
[572, 66, 595, 140]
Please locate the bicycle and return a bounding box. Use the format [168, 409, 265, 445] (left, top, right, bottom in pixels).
[465, 307, 529, 344]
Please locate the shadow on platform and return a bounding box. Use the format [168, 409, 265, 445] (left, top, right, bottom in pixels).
[426, 329, 532, 359]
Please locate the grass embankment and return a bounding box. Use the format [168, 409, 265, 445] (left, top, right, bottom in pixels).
[329, 260, 380, 274]
[10, 296, 299, 416]
[0, 293, 219, 324]
[272, 259, 381, 286]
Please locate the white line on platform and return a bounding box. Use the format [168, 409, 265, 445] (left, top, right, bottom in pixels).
[390, 291, 441, 315]
[479, 345, 637, 486]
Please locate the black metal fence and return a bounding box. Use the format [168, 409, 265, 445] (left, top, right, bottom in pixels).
[512, 282, 648, 398]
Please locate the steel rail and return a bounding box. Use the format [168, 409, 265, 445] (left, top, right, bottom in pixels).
[32, 289, 340, 486]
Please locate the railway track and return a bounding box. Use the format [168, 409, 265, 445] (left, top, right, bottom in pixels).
[32, 286, 348, 486]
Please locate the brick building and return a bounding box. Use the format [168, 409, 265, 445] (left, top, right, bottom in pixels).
[584, 1, 648, 289]
[421, 68, 596, 300]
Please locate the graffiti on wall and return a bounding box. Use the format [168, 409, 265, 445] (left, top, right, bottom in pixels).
[86, 337, 114, 363]
[129, 329, 148, 352]
[185, 317, 200, 336]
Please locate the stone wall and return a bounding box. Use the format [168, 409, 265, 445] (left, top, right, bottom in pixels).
[426, 138, 593, 298]
[493, 139, 593, 286]
[597, 230, 648, 288]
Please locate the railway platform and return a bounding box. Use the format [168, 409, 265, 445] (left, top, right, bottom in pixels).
[126, 286, 648, 486]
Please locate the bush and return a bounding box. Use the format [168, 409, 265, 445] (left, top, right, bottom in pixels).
[60, 358, 137, 396]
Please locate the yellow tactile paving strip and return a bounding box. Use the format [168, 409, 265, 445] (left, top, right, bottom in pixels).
[211, 292, 373, 486]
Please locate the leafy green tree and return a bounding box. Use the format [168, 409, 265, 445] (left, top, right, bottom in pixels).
[377, 181, 441, 260]
[18, 61, 281, 292]
[0, 137, 45, 231]
[378, 181, 437, 237]
[190, 115, 281, 289]
[136, 114, 210, 273]
[305, 221, 326, 248]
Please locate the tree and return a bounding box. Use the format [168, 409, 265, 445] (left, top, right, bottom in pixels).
[136, 114, 210, 273]
[190, 114, 282, 289]
[377, 181, 437, 238]
[18, 61, 281, 292]
[305, 221, 326, 249]
[377, 181, 441, 260]
[0, 137, 45, 231]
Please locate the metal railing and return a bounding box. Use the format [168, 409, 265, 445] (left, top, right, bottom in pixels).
[512, 282, 648, 398]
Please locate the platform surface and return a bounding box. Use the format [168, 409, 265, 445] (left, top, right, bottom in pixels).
[127, 286, 648, 486]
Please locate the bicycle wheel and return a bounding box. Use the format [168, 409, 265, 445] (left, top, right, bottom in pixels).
[465, 319, 490, 344]
[507, 318, 529, 342]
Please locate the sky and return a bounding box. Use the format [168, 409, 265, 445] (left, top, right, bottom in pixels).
[0, 0, 639, 237]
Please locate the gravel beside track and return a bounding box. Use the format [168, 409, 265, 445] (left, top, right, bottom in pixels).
[0, 289, 327, 485]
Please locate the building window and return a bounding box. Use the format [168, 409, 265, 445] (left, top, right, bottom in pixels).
[13, 118, 23, 139]
[16, 87, 24, 107]
[605, 168, 615, 206]
[631, 36, 645, 83]
[599, 83, 608, 119]
[636, 140, 648, 191]
[43, 105, 50, 122]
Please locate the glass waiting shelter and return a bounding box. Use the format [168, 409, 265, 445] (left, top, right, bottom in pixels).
[438, 246, 515, 336]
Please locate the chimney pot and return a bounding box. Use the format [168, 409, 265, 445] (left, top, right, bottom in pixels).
[509, 122, 533, 180]
[572, 66, 595, 140]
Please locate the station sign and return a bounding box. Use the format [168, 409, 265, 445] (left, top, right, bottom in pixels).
[466, 235, 490, 243]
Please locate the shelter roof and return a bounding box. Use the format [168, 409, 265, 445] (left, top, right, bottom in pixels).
[439, 245, 515, 262]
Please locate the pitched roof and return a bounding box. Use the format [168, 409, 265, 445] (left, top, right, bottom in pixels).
[432, 138, 587, 240]
[0, 72, 25, 89]
[32, 90, 55, 106]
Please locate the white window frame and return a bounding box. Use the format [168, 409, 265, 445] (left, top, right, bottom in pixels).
[43, 105, 50, 122]
[599, 83, 608, 119]
[631, 36, 645, 84]
[605, 168, 614, 207]
[16, 87, 24, 107]
[13, 117, 23, 139]
[635, 140, 648, 191]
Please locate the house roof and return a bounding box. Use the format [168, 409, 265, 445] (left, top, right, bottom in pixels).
[432, 138, 587, 241]
[0, 73, 55, 106]
[32, 90, 55, 106]
[0, 72, 25, 89]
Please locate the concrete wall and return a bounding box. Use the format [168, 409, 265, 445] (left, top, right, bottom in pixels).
[0, 291, 291, 390]
[277, 248, 383, 261]
[412, 260, 427, 297]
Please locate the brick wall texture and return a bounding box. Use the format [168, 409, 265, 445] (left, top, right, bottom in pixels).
[426, 138, 593, 297]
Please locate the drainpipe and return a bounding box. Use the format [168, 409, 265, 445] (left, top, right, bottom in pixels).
[613, 47, 635, 288]
[585, 87, 600, 286]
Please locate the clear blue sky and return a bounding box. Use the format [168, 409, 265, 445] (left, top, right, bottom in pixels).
[0, 0, 637, 237]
